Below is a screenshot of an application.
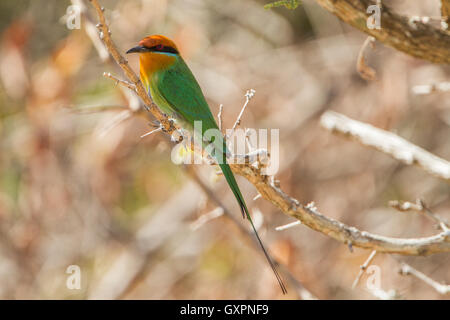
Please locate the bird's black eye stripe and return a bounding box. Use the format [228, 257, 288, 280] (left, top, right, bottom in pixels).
[148, 45, 178, 54]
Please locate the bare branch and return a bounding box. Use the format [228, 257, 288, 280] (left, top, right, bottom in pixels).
[399, 263, 450, 295]
[389, 199, 449, 231]
[72, 0, 109, 61]
[389, 199, 422, 212]
[321, 111, 450, 182]
[228, 89, 255, 138]
[313, 0, 450, 64]
[103, 72, 136, 92]
[356, 36, 376, 81]
[89, 0, 178, 135]
[412, 82, 450, 95]
[218, 104, 224, 132]
[352, 250, 377, 289]
[140, 127, 163, 139]
[253, 193, 262, 201]
[275, 221, 301, 231]
[189, 207, 224, 231]
[231, 162, 450, 255]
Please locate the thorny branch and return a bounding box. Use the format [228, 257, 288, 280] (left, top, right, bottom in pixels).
[88, 0, 450, 261]
[399, 263, 450, 295]
[89, 0, 178, 136]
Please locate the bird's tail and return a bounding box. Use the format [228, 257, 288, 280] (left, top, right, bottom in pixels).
[218, 162, 287, 294]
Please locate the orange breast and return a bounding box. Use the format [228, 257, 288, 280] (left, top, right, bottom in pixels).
[139, 52, 176, 79]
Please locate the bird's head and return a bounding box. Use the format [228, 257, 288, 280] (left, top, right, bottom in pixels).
[126, 35, 180, 86]
[126, 35, 179, 56]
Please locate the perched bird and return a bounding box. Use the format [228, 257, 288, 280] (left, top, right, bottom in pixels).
[127, 35, 286, 293]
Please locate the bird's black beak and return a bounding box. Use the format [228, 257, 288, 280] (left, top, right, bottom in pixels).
[126, 45, 148, 54]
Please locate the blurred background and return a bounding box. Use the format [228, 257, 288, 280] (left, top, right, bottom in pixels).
[0, 0, 449, 299]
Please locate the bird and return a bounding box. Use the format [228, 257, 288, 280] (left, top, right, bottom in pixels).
[126, 35, 286, 294]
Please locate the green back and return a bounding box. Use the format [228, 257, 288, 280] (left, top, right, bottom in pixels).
[150, 57, 219, 136]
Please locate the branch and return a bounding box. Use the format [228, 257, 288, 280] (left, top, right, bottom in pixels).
[72, 0, 109, 61]
[313, 0, 450, 64]
[412, 82, 450, 95]
[103, 72, 136, 92]
[352, 250, 377, 289]
[88, 0, 450, 257]
[276, 220, 301, 231]
[217, 104, 224, 132]
[320, 111, 450, 182]
[399, 263, 450, 295]
[231, 162, 450, 255]
[228, 89, 255, 138]
[389, 199, 449, 231]
[89, 0, 177, 135]
[356, 36, 376, 81]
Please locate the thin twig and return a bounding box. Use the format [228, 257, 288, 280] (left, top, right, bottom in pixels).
[352, 250, 377, 289]
[399, 263, 450, 295]
[218, 104, 224, 133]
[228, 89, 255, 138]
[275, 221, 301, 231]
[140, 127, 163, 139]
[245, 128, 256, 152]
[72, 0, 109, 61]
[389, 199, 423, 212]
[190, 207, 224, 231]
[389, 199, 449, 231]
[411, 82, 450, 95]
[321, 111, 450, 182]
[103, 72, 136, 92]
[89, 0, 177, 135]
[356, 36, 376, 81]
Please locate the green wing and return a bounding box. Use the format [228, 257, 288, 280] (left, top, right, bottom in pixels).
[154, 58, 219, 135]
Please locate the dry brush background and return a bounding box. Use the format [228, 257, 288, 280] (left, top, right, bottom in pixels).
[0, 0, 449, 299]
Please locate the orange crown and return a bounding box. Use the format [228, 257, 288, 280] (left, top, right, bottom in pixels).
[139, 35, 179, 52]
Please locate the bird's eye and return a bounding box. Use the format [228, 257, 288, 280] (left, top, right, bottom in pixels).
[156, 44, 164, 50]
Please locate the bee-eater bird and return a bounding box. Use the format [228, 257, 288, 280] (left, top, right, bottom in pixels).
[126, 35, 286, 294]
